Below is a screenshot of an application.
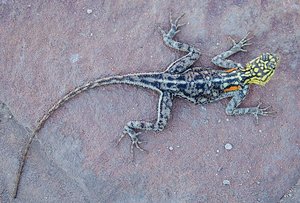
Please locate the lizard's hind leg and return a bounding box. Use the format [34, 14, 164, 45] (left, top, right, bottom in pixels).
[160, 13, 201, 74]
[117, 91, 173, 153]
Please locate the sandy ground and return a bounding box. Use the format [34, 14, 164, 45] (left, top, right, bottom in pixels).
[0, 1, 299, 202]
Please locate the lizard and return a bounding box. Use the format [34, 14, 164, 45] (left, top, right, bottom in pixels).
[13, 13, 279, 198]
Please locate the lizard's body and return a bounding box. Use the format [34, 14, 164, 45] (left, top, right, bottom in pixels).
[13, 14, 279, 198]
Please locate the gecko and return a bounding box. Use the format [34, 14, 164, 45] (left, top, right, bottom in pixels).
[13, 14, 279, 198]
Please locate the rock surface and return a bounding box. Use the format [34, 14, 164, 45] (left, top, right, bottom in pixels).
[0, 1, 299, 202]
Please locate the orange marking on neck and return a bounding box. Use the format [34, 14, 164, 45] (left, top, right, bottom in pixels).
[224, 85, 241, 92]
[225, 68, 238, 73]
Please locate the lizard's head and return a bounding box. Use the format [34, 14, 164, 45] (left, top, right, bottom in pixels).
[243, 53, 279, 86]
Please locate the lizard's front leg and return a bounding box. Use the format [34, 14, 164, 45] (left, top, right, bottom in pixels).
[211, 33, 252, 69]
[118, 91, 173, 153]
[224, 85, 273, 122]
[160, 13, 201, 74]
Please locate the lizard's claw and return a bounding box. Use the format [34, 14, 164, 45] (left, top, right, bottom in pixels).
[161, 12, 187, 39]
[116, 133, 126, 147]
[130, 136, 147, 154]
[116, 128, 147, 155]
[170, 12, 186, 29]
[230, 32, 253, 52]
[253, 102, 276, 124]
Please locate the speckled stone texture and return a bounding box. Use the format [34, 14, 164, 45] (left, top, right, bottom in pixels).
[0, 1, 299, 202]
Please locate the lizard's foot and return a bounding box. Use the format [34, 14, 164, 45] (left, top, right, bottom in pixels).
[252, 102, 276, 124]
[116, 127, 147, 154]
[160, 12, 187, 39]
[229, 32, 253, 53]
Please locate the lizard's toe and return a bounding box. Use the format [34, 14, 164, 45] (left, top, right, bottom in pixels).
[130, 137, 147, 153]
[253, 103, 276, 124]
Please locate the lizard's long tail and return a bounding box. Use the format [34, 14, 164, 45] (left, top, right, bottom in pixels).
[13, 72, 160, 198]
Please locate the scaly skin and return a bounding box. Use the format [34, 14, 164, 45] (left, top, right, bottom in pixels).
[13, 14, 280, 198]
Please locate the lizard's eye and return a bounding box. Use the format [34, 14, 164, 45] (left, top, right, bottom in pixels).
[267, 62, 275, 69]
